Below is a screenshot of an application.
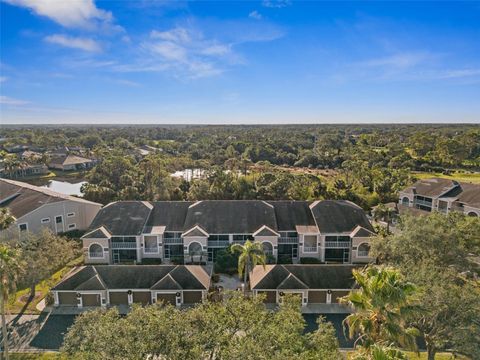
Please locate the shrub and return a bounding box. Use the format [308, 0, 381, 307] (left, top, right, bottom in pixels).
[141, 258, 162, 265]
[214, 246, 239, 275]
[211, 273, 220, 283]
[170, 256, 184, 265]
[300, 257, 322, 264]
[45, 291, 54, 306]
[277, 255, 293, 264]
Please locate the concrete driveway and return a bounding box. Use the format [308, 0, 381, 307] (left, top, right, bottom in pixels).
[1, 313, 76, 351]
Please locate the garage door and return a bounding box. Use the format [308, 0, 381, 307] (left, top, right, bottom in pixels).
[183, 291, 202, 304]
[308, 291, 326, 304]
[331, 291, 349, 303]
[257, 291, 276, 304]
[109, 292, 128, 305]
[82, 293, 101, 307]
[133, 291, 151, 305]
[58, 292, 77, 306]
[156, 293, 176, 306]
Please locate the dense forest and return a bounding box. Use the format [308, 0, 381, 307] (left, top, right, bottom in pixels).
[1, 124, 479, 208]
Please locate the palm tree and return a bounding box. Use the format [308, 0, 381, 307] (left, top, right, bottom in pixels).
[340, 266, 419, 352]
[231, 240, 266, 295]
[0, 244, 22, 360]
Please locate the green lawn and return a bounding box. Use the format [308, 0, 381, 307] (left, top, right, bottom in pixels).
[8, 256, 84, 314]
[346, 351, 468, 359]
[412, 171, 480, 184]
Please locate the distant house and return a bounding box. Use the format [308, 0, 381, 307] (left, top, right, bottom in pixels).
[4, 144, 29, 153]
[19, 150, 43, 161]
[82, 200, 375, 265]
[48, 154, 95, 171]
[0, 178, 101, 234]
[250, 264, 357, 310]
[398, 178, 480, 217]
[51, 265, 210, 308]
[136, 145, 159, 157]
[0, 164, 49, 179]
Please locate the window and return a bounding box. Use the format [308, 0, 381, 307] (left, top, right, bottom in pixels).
[67, 212, 75, 218]
[88, 243, 103, 258]
[401, 197, 409, 206]
[232, 234, 254, 241]
[189, 242, 203, 256]
[68, 224, 76, 229]
[357, 243, 370, 257]
[164, 232, 182, 239]
[303, 235, 317, 252]
[41, 218, 50, 224]
[208, 235, 229, 241]
[262, 242, 273, 255]
[18, 223, 28, 232]
[55, 215, 63, 224]
[144, 236, 158, 253]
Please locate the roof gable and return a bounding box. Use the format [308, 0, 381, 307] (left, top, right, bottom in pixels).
[182, 225, 209, 237]
[150, 274, 182, 290]
[350, 226, 375, 238]
[82, 226, 111, 239]
[277, 273, 309, 289]
[253, 225, 280, 237]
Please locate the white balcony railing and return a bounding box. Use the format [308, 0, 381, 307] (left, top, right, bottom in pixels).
[303, 246, 317, 253]
[278, 237, 299, 244]
[111, 242, 137, 249]
[207, 240, 230, 248]
[144, 247, 159, 253]
[324, 241, 350, 249]
[89, 252, 104, 258]
[357, 250, 370, 257]
[164, 238, 183, 245]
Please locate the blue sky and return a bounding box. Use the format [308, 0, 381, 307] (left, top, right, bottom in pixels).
[1, 1, 479, 124]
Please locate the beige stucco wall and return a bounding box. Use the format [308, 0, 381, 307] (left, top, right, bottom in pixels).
[83, 238, 110, 264]
[351, 236, 374, 264]
[15, 200, 101, 234]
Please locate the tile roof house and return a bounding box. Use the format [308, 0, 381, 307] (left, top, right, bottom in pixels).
[398, 178, 480, 217]
[51, 265, 210, 308]
[0, 178, 101, 235]
[82, 200, 375, 266]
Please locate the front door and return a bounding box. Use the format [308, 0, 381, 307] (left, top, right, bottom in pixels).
[55, 215, 64, 233]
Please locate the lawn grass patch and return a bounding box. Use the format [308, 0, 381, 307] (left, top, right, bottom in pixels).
[11, 353, 67, 360]
[412, 171, 480, 184]
[8, 256, 83, 314]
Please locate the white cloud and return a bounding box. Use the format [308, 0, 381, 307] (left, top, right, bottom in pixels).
[0, 76, 7, 83]
[45, 34, 102, 52]
[249, 11, 262, 20]
[262, 0, 291, 8]
[4, 0, 121, 31]
[0, 95, 29, 105]
[359, 52, 433, 69]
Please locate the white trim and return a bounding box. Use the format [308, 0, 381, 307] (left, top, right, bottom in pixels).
[182, 225, 209, 237]
[18, 223, 28, 232]
[143, 235, 159, 254]
[41, 217, 50, 224]
[252, 225, 280, 237]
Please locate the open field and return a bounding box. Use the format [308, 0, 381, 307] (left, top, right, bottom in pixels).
[412, 171, 480, 184]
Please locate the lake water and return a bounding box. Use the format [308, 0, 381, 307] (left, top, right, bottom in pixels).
[40, 180, 87, 197]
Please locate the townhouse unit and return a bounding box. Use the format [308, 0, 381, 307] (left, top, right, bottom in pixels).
[52, 265, 210, 308]
[82, 200, 375, 265]
[398, 178, 480, 216]
[250, 264, 356, 309]
[0, 178, 102, 234]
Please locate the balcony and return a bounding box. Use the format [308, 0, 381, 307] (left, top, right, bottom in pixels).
[111, 242, 137, 249]
[414, 199, 432, 208]
[207, 240, 230, 248]
[324, 241, 350, 249]
[303, 246, 317, 253]
[357, 250, 370, 257]
[278, 237, 299, 244]
[164, 238, 183, 245]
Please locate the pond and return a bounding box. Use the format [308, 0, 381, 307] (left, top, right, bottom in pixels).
[25, 178, 88, 197]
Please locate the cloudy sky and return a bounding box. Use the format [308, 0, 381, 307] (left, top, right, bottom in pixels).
[1, 1, 479, 124]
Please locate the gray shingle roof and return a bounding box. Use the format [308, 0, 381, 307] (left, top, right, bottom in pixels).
[146, 202, 193, 231]
[403, 178, 458, 197]
[184, 200, 278, 234]
[269, 201, 316, 231]
[250, 265, 358, 290]
[0, 178, 99, 219]
[87, 201, 152, 236]
[311, 200, 374, 234]
[53, 265, 210, 291]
